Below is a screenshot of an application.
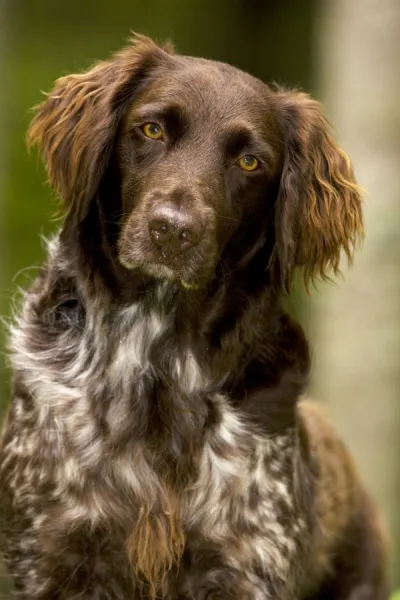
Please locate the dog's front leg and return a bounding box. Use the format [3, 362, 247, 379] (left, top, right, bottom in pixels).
[169, 557, 277, 600]
[1, 525, 140, 599]
[172, 400, 307, 600]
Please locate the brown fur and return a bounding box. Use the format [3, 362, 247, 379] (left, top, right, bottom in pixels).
[126, 486, 185, 596]
[274, 90, 364, 288]
[27, 34, 363, 289]
[298, 401, 389, 598]
[27, 36, 172, 224]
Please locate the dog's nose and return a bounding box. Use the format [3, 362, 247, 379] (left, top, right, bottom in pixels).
[148, 203, 203, 253]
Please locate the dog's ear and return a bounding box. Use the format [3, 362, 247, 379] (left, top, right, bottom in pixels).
[274, 90, 363, 288]
[28, 34, 173, 224]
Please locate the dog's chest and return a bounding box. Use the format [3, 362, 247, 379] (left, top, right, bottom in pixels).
[104, 304, 206, 431]
[9, 294, 305, 584]
[183, 403, 304, 578]
[110, 305, 203, 386]
[106, 306, 303, 578]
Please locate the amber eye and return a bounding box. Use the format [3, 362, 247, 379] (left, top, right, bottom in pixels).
[141, 122, 164, 140]
[238, 155, 260, 172]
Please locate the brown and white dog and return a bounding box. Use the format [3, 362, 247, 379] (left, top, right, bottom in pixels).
[0, 35, 388, 599]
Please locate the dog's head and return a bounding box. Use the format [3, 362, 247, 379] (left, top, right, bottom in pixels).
[28, 35, 363, 291]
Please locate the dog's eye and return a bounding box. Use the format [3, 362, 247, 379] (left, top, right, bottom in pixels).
[238, 155, 260, 172]
[141, 122, 164, 140]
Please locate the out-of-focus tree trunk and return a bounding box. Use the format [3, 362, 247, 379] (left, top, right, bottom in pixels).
[311, 0, 400, 586]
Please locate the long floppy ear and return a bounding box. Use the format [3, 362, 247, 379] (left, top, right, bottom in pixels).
[274, 90, 363, 288]
[27, 34, 173, 223]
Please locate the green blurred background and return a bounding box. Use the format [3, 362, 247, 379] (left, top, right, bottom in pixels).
[1, 0, 399, 595]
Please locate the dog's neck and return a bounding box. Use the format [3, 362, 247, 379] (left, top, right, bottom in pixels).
[57, 220, 310, 401]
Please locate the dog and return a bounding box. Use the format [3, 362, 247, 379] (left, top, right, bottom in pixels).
[0, 35, 388, 599]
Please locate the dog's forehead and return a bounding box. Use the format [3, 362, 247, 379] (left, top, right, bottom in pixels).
[136, 55, 274, 123]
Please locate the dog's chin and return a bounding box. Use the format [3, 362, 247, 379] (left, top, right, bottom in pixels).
[118, 256, 205, 291]
[143, 263, 206, 290]
[143, 263, 204, 289]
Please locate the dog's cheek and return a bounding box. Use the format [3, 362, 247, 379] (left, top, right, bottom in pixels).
[117, 203, 150, 267]
[225, 169, 245, 210]
[116, 136, 153, 213]
[120, 176, 141, 216]
[240, 184, 278, 248]
[225, 169, 268, 217]
[211, 176, 243, 247]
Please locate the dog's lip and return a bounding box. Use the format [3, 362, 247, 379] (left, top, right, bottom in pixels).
[179, 280, 203, 291]
[146, 262, 204, 289]
[118, 253, 210, 290]
[120, 257, 202, 286]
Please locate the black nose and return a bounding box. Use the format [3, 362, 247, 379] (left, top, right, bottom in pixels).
[148, 203, 203, 253]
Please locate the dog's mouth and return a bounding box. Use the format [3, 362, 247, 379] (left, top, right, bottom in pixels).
[118, 255, 209, 291]
[140, 262, 204, 290]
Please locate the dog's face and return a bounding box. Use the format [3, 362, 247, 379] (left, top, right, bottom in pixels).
[28, 35, 363, 291]
[117, 58, 283, 288]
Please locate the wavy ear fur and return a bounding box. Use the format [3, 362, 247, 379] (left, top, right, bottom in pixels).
[27, 34, 173, 223]
[274, 90, 364, 288]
